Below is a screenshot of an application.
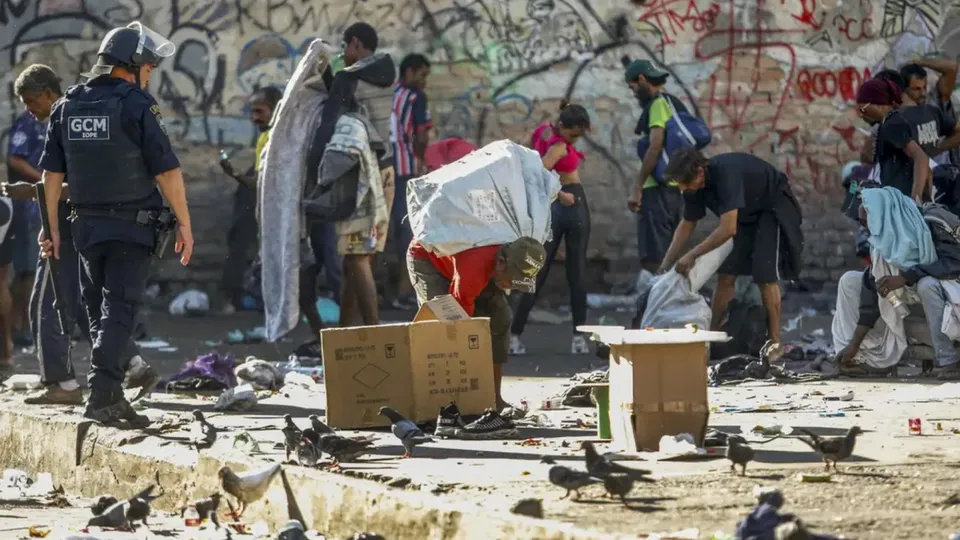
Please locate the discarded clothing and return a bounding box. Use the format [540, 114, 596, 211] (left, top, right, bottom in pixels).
[707, 355, 825, 385]
[736, 503, 840, 540]
[861, 187, 937, 268]
[162, 353, 238, 392]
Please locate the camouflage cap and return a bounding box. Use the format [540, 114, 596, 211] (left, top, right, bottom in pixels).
[502, 237, 546, 293]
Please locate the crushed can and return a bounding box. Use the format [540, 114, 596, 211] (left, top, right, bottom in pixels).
[183, 505, 201, 527]
[909, 418, 922, 435]
[540, 398, 563, 410]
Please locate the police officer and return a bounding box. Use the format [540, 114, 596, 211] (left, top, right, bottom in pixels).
[38, 22, 194, 427]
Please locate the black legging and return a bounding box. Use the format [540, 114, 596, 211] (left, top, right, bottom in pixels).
[512, 183, 590, 335]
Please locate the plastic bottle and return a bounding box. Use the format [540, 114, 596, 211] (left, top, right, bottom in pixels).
[183, 505, 200, 527]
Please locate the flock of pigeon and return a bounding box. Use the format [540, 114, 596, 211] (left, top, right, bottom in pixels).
[86, 402, 864, 533]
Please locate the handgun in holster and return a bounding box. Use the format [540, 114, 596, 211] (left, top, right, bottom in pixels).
[151, 208, 178, 258]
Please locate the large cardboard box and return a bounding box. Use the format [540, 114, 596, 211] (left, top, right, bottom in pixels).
[322, 296, 496, 428]
[578, 325, 729, 452]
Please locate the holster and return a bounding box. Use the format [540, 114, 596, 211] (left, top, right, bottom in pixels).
[70, 206, 178, 258]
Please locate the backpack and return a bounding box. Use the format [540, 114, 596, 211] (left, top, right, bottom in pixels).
[636, 95, 712, 184]
[922, 202, 960, 244]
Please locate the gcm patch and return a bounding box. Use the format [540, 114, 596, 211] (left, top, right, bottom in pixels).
[67, 116, 110, 141]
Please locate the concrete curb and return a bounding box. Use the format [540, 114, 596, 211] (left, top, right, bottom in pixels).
[0, 405, 638, 540]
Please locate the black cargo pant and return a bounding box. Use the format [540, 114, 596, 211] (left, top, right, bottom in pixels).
[79, 241, 151, 407]
[406, 253, 511, 365]
[512, 183, 590, 334]
[30, 236, 139, 386]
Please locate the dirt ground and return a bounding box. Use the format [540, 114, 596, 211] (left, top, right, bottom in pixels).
[3, 304, 958, 539]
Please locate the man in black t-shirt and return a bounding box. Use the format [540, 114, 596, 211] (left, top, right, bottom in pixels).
[659, 149, 804, 357]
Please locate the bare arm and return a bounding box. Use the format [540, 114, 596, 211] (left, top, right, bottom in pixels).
[689, 210, 738, 258]
[937, 121, 960, 153]
[42, 171, 65, 237]
[155, 168, 191, 229]
[916, 57, 958, 103]
[904, 141, 932, 201]
[541, 143, 568, 171]
[7, 156, 42, 183]
[860, 133, 875, 164]
[659, 219, 697, 272]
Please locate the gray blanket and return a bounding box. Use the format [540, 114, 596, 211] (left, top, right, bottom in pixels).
[258, 39, 333, 342]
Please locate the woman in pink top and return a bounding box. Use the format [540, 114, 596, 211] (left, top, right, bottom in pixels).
[511, 101, 593, 355]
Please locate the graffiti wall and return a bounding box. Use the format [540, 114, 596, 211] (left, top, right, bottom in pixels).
[1, 0, 958, 284]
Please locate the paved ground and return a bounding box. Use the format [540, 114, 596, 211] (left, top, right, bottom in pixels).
[2, 303, 959, 538]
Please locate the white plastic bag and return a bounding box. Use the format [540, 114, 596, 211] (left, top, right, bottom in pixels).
[214, 384, 258, 411]
[168, 290, 210, 316]
[640, 240, 733, 329]
[407, 140, 561, 256]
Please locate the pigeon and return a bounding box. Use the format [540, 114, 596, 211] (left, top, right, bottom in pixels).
[218, 463, 282, 518]
[581, 441, 653, 482]
[726, 437, 755, 476]
[190, 410, 218, 451]
[309, 414, 336, 435]
[796, 426, 862, 471]
[318, 433, 376, 467]
[277, 519, 308, 540]
[379, 406, 434, 458]
[183, 493, 221, 528]
[540, 456, 599, 500]
[87, 499, 130, 530]
[125, 482, 163, 527]
[281, 415, 302, 463]
[91, 495, 119, 516]
[298, 428, 323, 467]
[602, 473, 634, 505]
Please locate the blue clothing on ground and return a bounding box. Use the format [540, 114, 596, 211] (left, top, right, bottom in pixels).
[861, 186, 937, 268]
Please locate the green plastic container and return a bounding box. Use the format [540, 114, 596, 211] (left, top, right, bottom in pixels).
[592, 386, 611, 439]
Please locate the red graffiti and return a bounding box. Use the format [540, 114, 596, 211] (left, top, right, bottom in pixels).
[832, 14, 875, 42]
[795, 67, 871, 102]
[638, 0, 722, 46]
[785, 0, 825, 30]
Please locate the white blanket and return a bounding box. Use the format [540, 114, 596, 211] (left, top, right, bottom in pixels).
[258, 39, 333, 342]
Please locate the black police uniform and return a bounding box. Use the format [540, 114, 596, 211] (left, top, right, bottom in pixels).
[39, 76, 179, 417]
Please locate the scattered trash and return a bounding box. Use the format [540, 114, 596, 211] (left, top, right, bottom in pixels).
[819, 412, 845, 417]
[797, 472, 832, 482]
[752, 424, 793, 436]
[909, 418, 923, 435]
[587, 294, 638, 309]
[136, 339, 171, 349]
[823, 390, 855, 401]
[226, 326, 267, 344]
[640, 528, 699, 539]
[163, 353, 238, 392]
[316, 297, 340, 324]
[182, 504, 201, 527]
[278, 357, 324, 383]
[280, 372, 321, 396]
[540, 398, 564, 410]
[658, 433, 704, 456]
[214, 384, 258, 411]
[168, 289, 210, 316]
[884, 382, 960, 403]
[28, 525, 51, 538]
[3, 374, 41, 391]
[231, 430, 260, 454]
[235, 357, 283, 391]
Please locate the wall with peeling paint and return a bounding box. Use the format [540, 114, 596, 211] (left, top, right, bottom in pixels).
[1, 0, 958, 288]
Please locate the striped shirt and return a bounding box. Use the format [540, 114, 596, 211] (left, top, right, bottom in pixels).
[389, 84, 432, 176]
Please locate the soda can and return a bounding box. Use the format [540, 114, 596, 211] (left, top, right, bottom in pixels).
[908, 418, 922, 435]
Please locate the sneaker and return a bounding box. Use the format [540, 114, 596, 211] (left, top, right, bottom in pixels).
[24, 386, 83, 405]
[434, 403, 463, 438]
[509, 335, 526, 355]
[571, 335, 590, 355]
[457, 409, 518, 440]
[84, 398, 150, 429]
[123, 364, 161, 404]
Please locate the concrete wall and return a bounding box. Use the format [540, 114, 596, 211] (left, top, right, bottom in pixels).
[2, 0, 959, 288]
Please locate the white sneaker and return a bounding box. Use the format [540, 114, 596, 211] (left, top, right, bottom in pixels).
[571, 335, 590, 355]
[509, 335, 526, 355]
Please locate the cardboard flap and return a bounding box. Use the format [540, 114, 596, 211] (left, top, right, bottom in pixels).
[413, 295, 470, 322]
[577, 325, 730, 345]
